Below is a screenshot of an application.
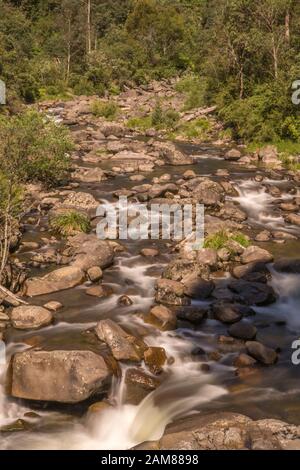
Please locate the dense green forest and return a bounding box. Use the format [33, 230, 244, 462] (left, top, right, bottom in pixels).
[1, 0, 300, 143]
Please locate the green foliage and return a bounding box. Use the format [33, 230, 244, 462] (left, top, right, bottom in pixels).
[50, 211, 91, 237]
[0, 110, 73, 187]
[204, 230, 250, 250]
[174, 118, 213, 140]
[91, 100, 119, 120]
[126, 115, 153, 131]
[281, 117, 300, 141]
[175, 75, 207, 111]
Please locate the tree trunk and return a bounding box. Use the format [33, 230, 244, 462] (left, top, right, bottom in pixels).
[239, 66, 244, 99]
[65, 18, 71, 83]
[272, 35, 278, 79]
[285, 10, 290, 43]
[87, 0, 92, 54]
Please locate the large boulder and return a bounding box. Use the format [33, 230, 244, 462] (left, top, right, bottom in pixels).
[154, 142, 193, 166]
[147, 305, 177, 330]
[24, 266, 85, 297]
[224, 149, 242, 161]
[134, 412, 300, 450]
[186, 178, 224, 206]
[62, 191, 99, 210]
[155, 279, 190, 306]
[246, 341, 278, 365]
[71, 167, 106, 183]
[228, 280, 277, 306]
[211, 302, 243, 324]
[100, 123, 125, 138]
[124, 368, 160, 405]
[10, 305, 53, 330]
[241, 246, 273, 265]
[10, 350, 111, 403]
[95, 319, 147, 362]
[68, 234, 114, 271]
[258, 146, 279, 165]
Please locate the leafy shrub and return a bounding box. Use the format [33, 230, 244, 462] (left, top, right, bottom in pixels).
[175, 75, 207, 111]
[91, 100, 119, 120]
[281, 117, 300, 142]
[0, 110, 73, 187]
[50, 211, 91, 237]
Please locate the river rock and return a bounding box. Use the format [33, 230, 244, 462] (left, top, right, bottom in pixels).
[211, 302, 243, 324]
[43, 301, 63, 312]
[255, 230, 272, 242]
[95, 319, 147, 362]
[228, 280, 276, 305]
[155, 279, 189, 307]
[176, 306, 207, 325]
[154, 142, 193, 166]
[246, 341, 278, 365]
[197, 248, 218, 269]
[62, 191, 99, 210]
[217, 203, 247, 222]
[72, 167, 106, 183]
[144, 347, 167, 374]
[87, 266, 103, 282]
[134, 412, 289, 450]
[233, 353, 257, 368]
[25, 266, 85, 296]
[100, 123, 125, 138]
[11, 350, 111, 403]
[10, 305, 53, 330]
[224, 149, 242, 161]
[259, 146, 278, 165]
[69, 234, 114, 271]
[118, 295, 133, 306]
[228, 321, 257, 340]
[182, 274, 214, 299]
[86, 285, 110, 298]
[140, 248, 159, 257]
[125, 368, 160, 405]
[147, 304, 177, 330]
[285, 213, 300, 226]
[232, 262, 270, 280]
[187, 178, 224, 206]
[163, 259, 209, 282]
[241, 246, 273, 264]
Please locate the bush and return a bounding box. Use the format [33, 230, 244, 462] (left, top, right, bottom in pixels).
[91, 100, 119, 120]
[50, 211, 91, 237]
[151, 102, 180, 130]
[175, 75, 207, 111]
[0, 110, 73, 187]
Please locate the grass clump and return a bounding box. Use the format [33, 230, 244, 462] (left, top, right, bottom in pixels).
[91, 100, 119, 120]
[126, 115, 152, 131]
[204, 230, 250, 251]
[50, 211, 91, 237]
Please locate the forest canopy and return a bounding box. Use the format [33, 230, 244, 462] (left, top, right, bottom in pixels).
[1, 0, 300, 143]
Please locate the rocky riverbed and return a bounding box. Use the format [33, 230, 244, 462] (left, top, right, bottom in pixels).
[0, 80, 300, 450]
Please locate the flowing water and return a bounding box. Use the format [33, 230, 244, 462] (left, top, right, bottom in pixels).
[0, 144, 300, 449]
